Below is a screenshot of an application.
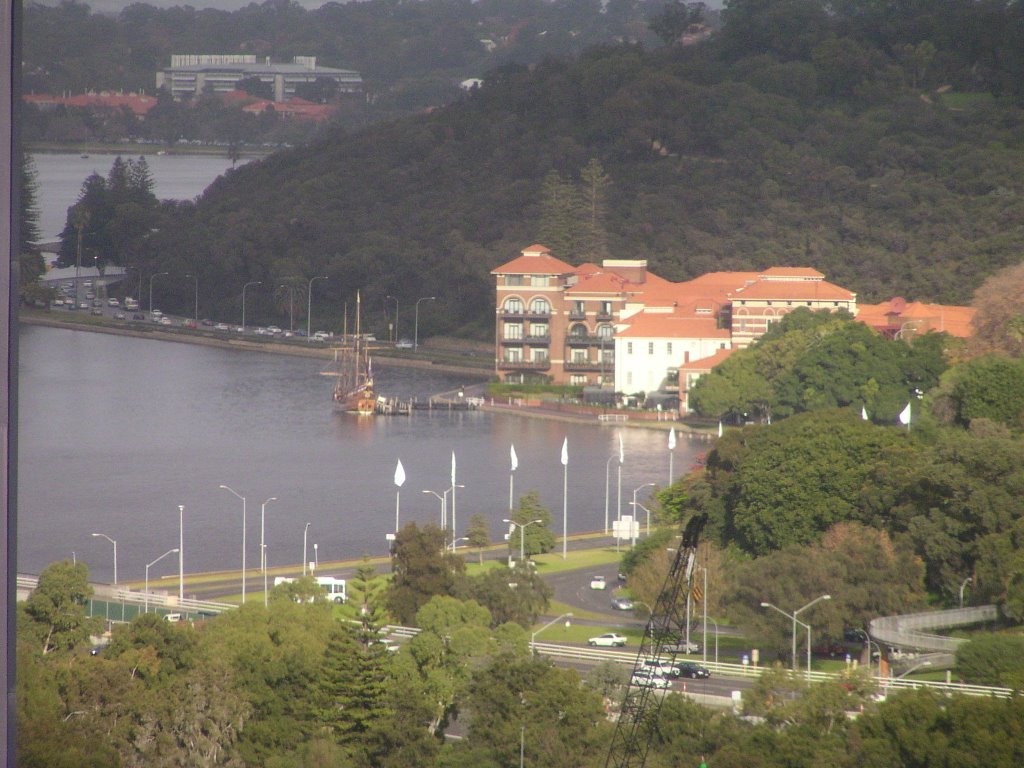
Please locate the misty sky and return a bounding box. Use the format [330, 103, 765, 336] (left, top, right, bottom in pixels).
[38, 0, 726, 18]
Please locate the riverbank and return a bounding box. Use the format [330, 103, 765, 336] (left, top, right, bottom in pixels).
[20, 309, 715, 435]
[19, 310, 492, 377]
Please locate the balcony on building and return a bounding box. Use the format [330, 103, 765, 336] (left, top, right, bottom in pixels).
[564, 360, 606, 372]
[498, 357, 550, 371]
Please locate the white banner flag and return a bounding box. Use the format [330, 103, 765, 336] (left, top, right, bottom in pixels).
[561, 437, 569, 466]
[668, 427, 676, 450]
[394, 459, 406, 487]
[451, 451, 457, 485]
[618, 433, 624, 464]
[861, 405, 869, 421]
[898, 402, 912, 426]
[510, 444, 518, 472]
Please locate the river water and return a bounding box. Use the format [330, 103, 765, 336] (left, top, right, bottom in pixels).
[31, 151, 248, 240]
[18, 326, 703, 583]
[20, 152, 703, 584]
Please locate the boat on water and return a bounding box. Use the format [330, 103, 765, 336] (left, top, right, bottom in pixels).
[323, 292, 376, 415]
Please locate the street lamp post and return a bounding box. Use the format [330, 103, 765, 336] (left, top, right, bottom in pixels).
[708, 617, 720, 664]
[530, 612, 572, 653]
[632, 483, 656, 536]
[504, 518, 543, 568]
[261, 497, 276, 573]
[90, 533, 117, 585]
[148, 271, 168, 314]
[414, 296, 436, 351]
[145, 548, 179, 613]
[761, 594, 831, 673]
[219, 484, 248, 604]
[306, 276, 328, 341]
[630, 501, 651, 542]
[423, 489, 446, 529]
[185, 273, 199, 325]
[303, 522, 311, 576]
[263, 545, 269, 607]
[604, 454, 616, 535]
[313, 543, 319, 571]
[241, 280, 261, 332]
[386, 295, 399, 342]
[959, 576, 972, 608]
[178, 504, 184, 602]
[450, 536, 468, 553]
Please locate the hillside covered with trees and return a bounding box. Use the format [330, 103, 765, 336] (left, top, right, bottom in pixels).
[51, 0, 1024, 339]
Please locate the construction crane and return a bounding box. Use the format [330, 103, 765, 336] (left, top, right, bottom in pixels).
[604, 513, 708, 768]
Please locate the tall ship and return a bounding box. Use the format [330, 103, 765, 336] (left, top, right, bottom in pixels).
[325, 291, 376, 415]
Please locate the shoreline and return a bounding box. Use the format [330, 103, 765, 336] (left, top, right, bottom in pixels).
[19, 311, 492, 377]
[20, 311, 715, 435]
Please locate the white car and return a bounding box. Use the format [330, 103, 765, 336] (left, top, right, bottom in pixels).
[631, 670, 671, 689]
[588, 633, 626, 647]
[107, 297, 120, 307]
[590, 576, 607, 590]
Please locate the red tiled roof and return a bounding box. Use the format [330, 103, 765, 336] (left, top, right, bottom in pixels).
[565, 270, 631, 294]
[617, 311, 729, 339]
[492, 246, 576, 275]
[857, 299, 975, 338]
[679, 347, 736, 373]
[759, 267, 825, 279]
[26, 91, 158, 116]
[730, 278, 855, 301]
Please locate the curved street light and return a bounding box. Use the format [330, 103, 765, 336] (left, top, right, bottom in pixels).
[219, 484, 247, 603]
[145, 548, 179, 613]
[90, 533, 117, 585]
[414, 296, 436, 351]
[761, 594, 831, 673]
[632, 482, 656, 535]
[503, 518, 543, 568]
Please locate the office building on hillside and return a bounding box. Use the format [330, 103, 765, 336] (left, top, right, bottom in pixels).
[156, 54, 362, 102]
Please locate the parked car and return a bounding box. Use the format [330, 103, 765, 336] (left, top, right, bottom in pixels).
[641, 658, 680, 678]
[159, 316, 172, 325]
[201, 318, 214, 326]
[132, 313, 145, 321]
[395, 338, 413, 349]
[630, 669, 671, 689]
[107, 297, 120, 307]
[151, 309, 163, 319]
[663, 639, 702, 655]
[90, 308, 103, 316]
[677, 662, 711, 679]
[611, 596, 635, 610]
[214, 323, 229, 331]
[113, 312, 126, 320]
[588, 633, 626, 647]
[590, 575, 607, 590]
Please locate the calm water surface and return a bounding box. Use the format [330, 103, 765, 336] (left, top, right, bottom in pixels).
[32, 151, 249, 240]
[18, 327, 703, 583]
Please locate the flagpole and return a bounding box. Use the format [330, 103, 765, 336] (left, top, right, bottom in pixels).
[451, 451, 457, 549]
[668, 427, 676, 485]
[561, 437, 568, 560]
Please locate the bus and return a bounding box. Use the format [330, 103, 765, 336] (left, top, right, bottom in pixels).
[273, 575, 347, 603]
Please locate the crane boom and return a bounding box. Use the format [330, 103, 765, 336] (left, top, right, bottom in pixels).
[604, 513, 707, 768]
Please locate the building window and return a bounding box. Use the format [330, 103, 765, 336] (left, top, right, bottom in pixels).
[505, 348, 522, 362]
[648, 342, 654, 355]
[627, 342, 633, 355]
[504, 297, 523, 313]
[667, 342, 673, 355]
[627, 372, 633, 386]
[601, 349, 614, 364]
[530, 297, 550, 315]
[597, 324, 613, 338]
[504, 323, 522, 340]
[530, 323, 548, 338]
[531, 348, 548, 363]
[571, 350, 587, 363]
[570, 374, 587, 386]
[506, 275, 524, 286]
[530, 275, 548, 287]
[570, 323, 589, 338]
[600, 300, 612, 315]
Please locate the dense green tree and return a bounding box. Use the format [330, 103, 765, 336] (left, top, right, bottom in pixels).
[387, 523, 466, 625]
[955, 634, 1024, 689]
[466, 512, 490, 564]
[20, 560, 100, 655]
[459, 564, 552, 627]
[507, 491, 557, 558]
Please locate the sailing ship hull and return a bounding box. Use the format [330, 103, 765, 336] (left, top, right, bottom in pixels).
[333, 388, 376, 415]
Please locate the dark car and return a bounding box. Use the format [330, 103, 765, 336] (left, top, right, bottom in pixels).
[678, 662, 710, 679]
[132, 313, 145, 321]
